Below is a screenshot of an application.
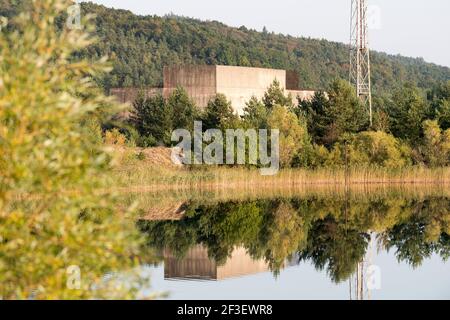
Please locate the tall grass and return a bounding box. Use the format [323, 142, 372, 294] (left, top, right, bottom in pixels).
[113, 161, 450, 191]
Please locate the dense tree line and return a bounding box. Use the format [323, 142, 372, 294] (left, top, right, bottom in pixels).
[125, 79, 450, 169]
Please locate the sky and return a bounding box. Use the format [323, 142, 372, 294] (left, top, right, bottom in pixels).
[86, 0, 450, 68]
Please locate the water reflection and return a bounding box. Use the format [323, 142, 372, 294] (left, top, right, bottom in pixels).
[134, 188, 450, 299]
[164, 245, 278, 281]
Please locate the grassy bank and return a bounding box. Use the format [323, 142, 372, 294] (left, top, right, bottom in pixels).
[113, 160, 450, 190]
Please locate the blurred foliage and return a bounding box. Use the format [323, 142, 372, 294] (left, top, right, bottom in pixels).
[0, 0, 150, 299]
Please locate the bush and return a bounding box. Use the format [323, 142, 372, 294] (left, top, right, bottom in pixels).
[267, 105, 309, 168]
[421, 120, 450, 167]
[327, 131, 412, 169]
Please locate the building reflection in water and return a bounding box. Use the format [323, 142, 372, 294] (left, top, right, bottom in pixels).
[164, 244, 297, 281]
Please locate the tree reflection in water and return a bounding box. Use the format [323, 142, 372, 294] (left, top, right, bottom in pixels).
[137, 194, 450, 283]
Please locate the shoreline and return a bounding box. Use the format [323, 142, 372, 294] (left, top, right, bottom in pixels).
[113, 164, 450, 190]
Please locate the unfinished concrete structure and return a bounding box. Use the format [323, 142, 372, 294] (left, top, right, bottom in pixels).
[111, 65, 316, 115]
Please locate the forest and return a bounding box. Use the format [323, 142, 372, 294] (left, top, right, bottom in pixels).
[2, 1, 448, 94]
[80, 2, 450, 95]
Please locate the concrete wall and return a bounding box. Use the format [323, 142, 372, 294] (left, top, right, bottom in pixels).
[110, 87, 162, 104]
[216, 65, 286, 115]
[110, 66, 317, 116]
[287, 89, 316, 104]
[164, 65, 217, 109]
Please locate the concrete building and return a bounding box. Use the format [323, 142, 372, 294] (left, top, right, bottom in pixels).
[111, 65, 316, 115]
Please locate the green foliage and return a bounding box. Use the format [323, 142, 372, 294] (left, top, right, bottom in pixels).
[82, 117, 104, 149]
[0, 0, 146, 299]
[130, 93, 172, 146]
[420, 120, 450, 167]
[325, 80, 369, 143]
[267, 106, 309, 168]
[388, 84, 431, 142]
[167, 87, 200, 132]
[203, 94, 238, 130]
[296, 91, 330, 145]
[328, 131, 412, 169]
[428, 81, 450, 130]
[298, 80, 369, 147]
[262, 80, 293, 109]
[241, 96, 269, 129]
[128, 87, 202, 147]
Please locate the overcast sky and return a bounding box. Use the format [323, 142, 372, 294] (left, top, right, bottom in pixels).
[86, 0, 450, 68]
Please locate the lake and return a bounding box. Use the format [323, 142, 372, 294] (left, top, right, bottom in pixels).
[125, 185, 450, 300]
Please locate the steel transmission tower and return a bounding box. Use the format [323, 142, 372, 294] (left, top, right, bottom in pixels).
[349, 0, 373, 125]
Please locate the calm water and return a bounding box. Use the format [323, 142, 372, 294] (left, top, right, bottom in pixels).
[132, 188, 450, 300]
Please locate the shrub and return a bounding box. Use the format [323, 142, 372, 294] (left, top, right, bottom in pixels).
[267, 106, 309, 168]
[421, 120, 450, 167]
[327, 131, 412, 168]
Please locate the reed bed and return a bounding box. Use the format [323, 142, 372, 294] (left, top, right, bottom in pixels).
[113, 164, 450, 191]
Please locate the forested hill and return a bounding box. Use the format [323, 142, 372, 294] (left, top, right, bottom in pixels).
[2, 1, 450, 94]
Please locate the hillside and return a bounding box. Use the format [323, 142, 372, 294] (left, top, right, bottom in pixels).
[2, 1, 450, 95]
